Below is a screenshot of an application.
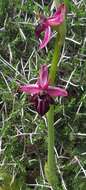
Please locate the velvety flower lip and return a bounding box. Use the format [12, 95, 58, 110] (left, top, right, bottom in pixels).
[35, 3, 66, 49]
[20, 65, 68, 115]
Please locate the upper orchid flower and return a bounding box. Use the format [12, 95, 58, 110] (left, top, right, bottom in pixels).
[35, 3, 66, 49]
[20, 65, 68, 116]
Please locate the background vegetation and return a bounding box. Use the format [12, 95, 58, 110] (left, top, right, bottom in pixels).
[0, 0, 86, 189]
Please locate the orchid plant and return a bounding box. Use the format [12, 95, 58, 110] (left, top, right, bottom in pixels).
[20, 1, 68, 189]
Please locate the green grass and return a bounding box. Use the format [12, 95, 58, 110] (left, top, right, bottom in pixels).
[0, 0, 86, 189]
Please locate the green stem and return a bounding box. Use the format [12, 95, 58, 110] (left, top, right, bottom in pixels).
[45, 23, 66, 190]
[48, 106, 54, 169]
[64, 0, 70, 8]
[49, 23, 66, 84]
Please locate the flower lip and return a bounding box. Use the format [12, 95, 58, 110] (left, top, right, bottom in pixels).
[30, 92, 55, 116]
[37, 95, 50, 116]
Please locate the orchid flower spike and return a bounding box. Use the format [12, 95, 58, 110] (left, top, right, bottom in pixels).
[35, 3, 66, 49]
[20, 65, 68, 116]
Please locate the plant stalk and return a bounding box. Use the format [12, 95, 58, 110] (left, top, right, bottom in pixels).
[45, 23, 66, 190]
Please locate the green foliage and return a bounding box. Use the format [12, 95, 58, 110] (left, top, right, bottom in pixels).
[0, 169, 24, 190]
[0, 0, 9, 16]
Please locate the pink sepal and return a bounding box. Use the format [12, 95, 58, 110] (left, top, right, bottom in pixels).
[47, 86, 68, 97]
[39, 26, 51, 49]
[47, 4, 66, 26]
[20, 84, 40, 94]
[38, 65, 48, 89]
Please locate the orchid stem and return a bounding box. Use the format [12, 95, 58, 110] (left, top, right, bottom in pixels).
[45, 23, 66, 190]
[49, 23, 66, 84]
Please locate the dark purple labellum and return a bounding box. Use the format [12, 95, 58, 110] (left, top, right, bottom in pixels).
[30, 92, 54, 116]
[37, 97, 49, 116]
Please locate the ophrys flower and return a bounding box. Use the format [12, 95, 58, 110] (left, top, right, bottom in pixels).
[20, 65, 68, 116]
[35, 3, 66, 49]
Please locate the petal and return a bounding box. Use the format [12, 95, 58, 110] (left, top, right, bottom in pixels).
[47, 86, 68, 96]
[39, 26, 51, 49]
[53, 3, 66, 17]
[47, 3, 66, 26]
[38, 65, 49, 89]
[20, 84, 40, 94]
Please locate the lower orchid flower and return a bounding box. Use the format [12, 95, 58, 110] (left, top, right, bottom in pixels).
[20, 65, 68, 116]
[35, 3, 66, 49]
